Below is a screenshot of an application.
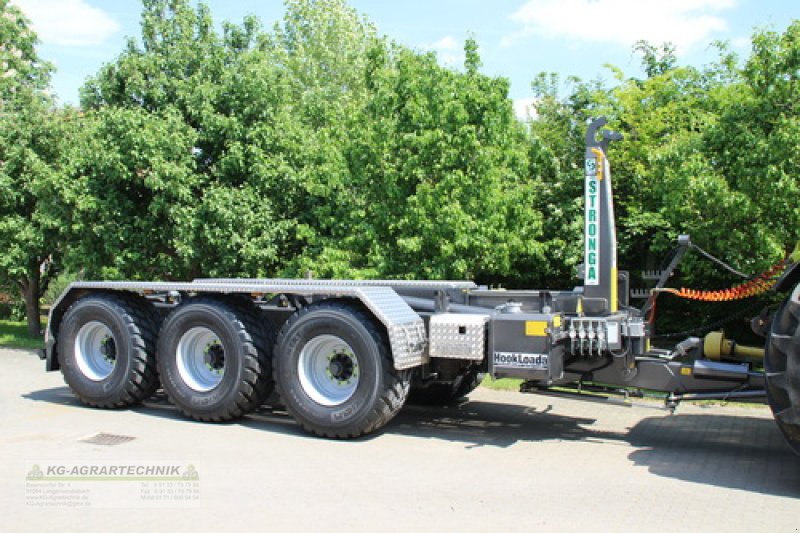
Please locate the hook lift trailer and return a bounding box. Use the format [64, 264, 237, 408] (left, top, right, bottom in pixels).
[40, 118, 800, 454]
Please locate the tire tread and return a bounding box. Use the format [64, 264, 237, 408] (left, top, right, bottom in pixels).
[274, 300, 410, 439]
[766, 292, 800, 454]
[60, 293, 159, 409]
[159, 297, 273, 422]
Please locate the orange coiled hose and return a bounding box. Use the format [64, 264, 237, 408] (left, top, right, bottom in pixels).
[663, 261, 786, 302]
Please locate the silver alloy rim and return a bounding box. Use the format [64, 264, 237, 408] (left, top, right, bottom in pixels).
[297, 334, 360, 406]
[176, 327, 226, 392]
[74, 321, 117, 381]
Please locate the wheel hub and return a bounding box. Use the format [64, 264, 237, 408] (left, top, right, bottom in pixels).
[327, 352, 357, 383]
[99, 336, 116, 362]
[74, 321, 117, 381]
[298, 335, 360, 406]
[176, 327, 226, 392]
[204, 342, 225, 374]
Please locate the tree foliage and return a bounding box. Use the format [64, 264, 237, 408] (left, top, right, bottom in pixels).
[0, 0, 72, 335]
[71, 0, 548, 285]
[286, 41, 544, 282]
[531, 25, 800, 284]
[529, 23, 800, 333]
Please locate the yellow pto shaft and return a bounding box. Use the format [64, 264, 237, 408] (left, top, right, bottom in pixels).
[703, 330, 764, 362]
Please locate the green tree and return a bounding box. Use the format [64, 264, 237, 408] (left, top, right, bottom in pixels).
[76, 0, 385, 280]
[64, 107, 198, 280]
[77, 0, 294, 279]
[704, 22, 800, 266]
[286, 37, 546, 284]
[527, 23, 800, 333]
[607, 29, 799, 282]
[78, 0, 551, 286]
[0, 0, 71, 335]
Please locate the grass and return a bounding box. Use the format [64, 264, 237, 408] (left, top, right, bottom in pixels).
[0, 319, 44, 350]
[481, 377, 524, 392]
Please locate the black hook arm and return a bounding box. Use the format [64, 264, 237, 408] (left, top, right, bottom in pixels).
[586, 117, 623, 152]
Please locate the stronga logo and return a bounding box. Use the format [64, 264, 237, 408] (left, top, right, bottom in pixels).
[585, 156, 600, 286]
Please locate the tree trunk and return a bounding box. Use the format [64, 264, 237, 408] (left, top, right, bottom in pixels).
[20, 268, 42, 338]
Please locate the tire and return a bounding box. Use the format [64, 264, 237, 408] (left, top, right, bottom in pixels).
[273, 300, 411, 438]
[58, 294, 159, 408]
[409, 370, 484, 406]
[157, 298, 273, 422]
[765, 283, 800, 455]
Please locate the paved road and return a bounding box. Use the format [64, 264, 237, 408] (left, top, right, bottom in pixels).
[1, 347, 798, 532]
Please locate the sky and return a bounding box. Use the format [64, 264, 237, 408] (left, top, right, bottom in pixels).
[10, 0, 800, 119]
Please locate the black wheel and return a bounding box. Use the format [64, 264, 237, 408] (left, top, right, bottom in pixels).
[58, 294, 159, 408]
[409, 370, 484, 406]
[273, 300, 411, 438]
[765, 283, 800, 455]
[157, 298, 273, 422]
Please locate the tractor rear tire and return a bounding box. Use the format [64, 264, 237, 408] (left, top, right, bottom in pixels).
[765, 283, 800, 455]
